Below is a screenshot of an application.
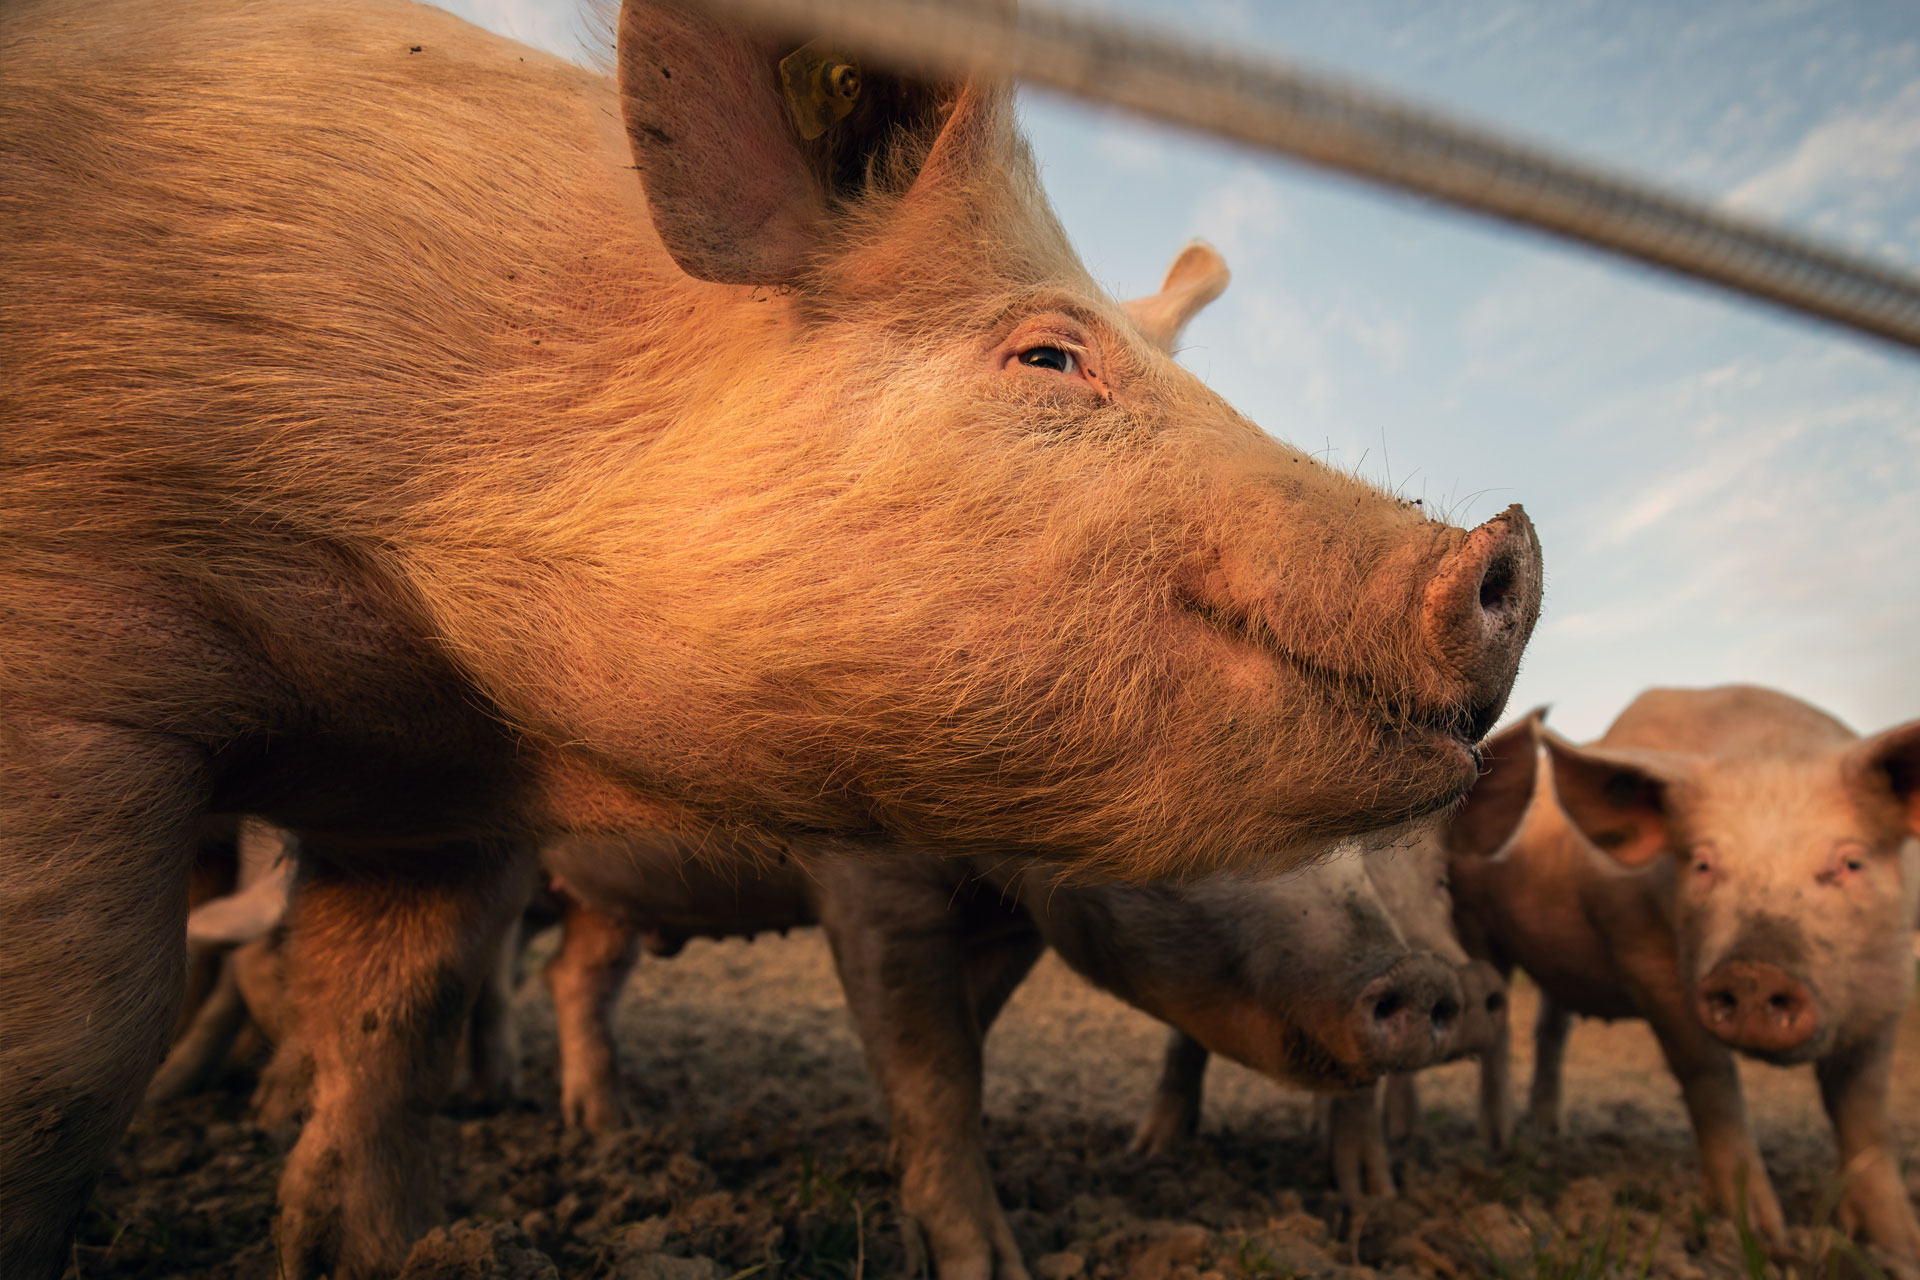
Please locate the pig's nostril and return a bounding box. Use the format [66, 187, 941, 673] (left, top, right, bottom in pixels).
[1477, 557, 1515, 615]
[1430, 996, 1460, 1029]
[1768, 993, 1796, 1015]
[1703, 989, 1737, 1021]
[1372, 992, 1404, 1023]
[1485, 991, 1507, 1015]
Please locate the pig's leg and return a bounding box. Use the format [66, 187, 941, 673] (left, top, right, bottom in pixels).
[0, 719, 205, 1279]
[1327, 1083, 1395, 1201]
[461, 914, 525, 1109]
[819, 865, 1030, 1280]
[1525, 991, 1570, 1136]
[147, 958, 250, 1103]
[1648, 1019, 1786, 1246]
[1476, 963, 1515, 1150]
[1816, 1022, 1920, 1267]
[963, 926, 1045, 1034]
[544, 897, 640, 1135]
[272, 841, 534, 1280]
[1383, 1072, 1420, 1144]
[1128, 1032, 1210, 1158]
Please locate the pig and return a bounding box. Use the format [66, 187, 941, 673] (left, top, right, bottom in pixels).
[1449, 689, 1920, 1268]
[0, 0, 1543, 1272]
[1130, 833, 1511, 1202]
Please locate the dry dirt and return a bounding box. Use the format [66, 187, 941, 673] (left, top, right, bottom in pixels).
[66, 927, 1920, 1279]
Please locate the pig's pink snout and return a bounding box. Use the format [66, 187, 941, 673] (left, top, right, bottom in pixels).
[1355, 954, 1464, 1074]
[1421, 506, 1543, 739]
[1696, 961, 1818, 1056]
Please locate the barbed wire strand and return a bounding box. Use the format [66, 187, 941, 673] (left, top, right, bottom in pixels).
[698, 0, 1920, 354]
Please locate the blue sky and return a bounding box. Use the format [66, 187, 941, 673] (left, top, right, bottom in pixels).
[442, 0, 1919, 742]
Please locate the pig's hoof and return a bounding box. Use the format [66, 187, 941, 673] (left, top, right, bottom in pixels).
[1126, 1103, 1196, 1160]
[560, 1086, 628, 1137]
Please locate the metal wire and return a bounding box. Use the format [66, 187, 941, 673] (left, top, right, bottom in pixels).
[697, 0, 1920, 354]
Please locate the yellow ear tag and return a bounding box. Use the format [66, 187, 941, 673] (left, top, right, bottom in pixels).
[779, 40, 861, 140]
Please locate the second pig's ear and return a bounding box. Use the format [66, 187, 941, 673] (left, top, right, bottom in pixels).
[617, 0, 977, 285]
[1842, 718, 1920, 834]
[1125, 242, 1231, 354]
[1443, 707, 1545, 859]
[1543, 732, 1687, 867]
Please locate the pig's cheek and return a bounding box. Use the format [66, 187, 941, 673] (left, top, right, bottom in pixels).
[1170, 606, 1287, 707]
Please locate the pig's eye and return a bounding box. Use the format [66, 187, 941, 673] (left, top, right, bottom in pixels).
[1018, 345, 1078, 374]
[1690, 844, 1713, 876]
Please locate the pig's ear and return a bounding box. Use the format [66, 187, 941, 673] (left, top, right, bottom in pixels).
[1843, 718, 1920, 833]
[1543, 732, 1686, 867]
[1125, 242, 1231, 354]
[1443, 707, 1545, 859]
[185, 859, 294, 946]
[617, 0, 966, 285]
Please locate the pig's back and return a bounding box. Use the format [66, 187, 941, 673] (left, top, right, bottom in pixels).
[1600, 686, 1855, 761]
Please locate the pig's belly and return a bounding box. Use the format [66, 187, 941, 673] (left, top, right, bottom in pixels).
[544, 835, 820, 939]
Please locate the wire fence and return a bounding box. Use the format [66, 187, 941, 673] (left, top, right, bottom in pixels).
[698, 0, 1920, 354]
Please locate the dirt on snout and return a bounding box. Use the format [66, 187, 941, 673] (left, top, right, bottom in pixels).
[67, 928, 1920, 1279]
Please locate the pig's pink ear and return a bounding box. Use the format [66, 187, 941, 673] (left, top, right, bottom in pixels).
[1125, 242, 1231, 354]
[1542, 733, 1684, 867]
[618, 0, 963, 285]
[1843, 718, 1920, 834]
[1444, 707, 1545, 859]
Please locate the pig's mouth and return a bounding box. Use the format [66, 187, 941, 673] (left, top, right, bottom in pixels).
[1179, 597, 1496, 765]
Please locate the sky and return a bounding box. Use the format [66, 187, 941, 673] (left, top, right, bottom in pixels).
[439, 0, 1919, 742]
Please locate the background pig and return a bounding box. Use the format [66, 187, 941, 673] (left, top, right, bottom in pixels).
[0, 0, 1541, 1271]
[1320, 834, 1512, 1201]
[1450, 689, 1920, 1269]
[1135, 833, 1510, 1203]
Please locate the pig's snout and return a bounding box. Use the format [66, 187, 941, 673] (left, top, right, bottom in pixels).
[1355, 954, 1463, 1073]
[1421, 506, 1542, 740]
[1696, 961, 1819, 1057]
[1444, 960, 1509, 1059]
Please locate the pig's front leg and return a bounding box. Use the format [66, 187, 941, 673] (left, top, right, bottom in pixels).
[819, 862, 1030, 1280]
[1647, 1017, 1786, 1247]
[0, 718, 207, 1280]
[1817, 1022, 1920, 1271]
[1382, 1072, 1420, 1144]
[543, 896, 641, 1135]
[272, 839, 535, 1280]
[1525, 991, 1571, 1136]
[1128, 1031, 1209, 1158]
[1327, 1082, 1395, 1200]
[1478, 998, 1514, 1151]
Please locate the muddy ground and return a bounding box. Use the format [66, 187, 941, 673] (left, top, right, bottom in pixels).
[67, 927, 1920, 1279]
